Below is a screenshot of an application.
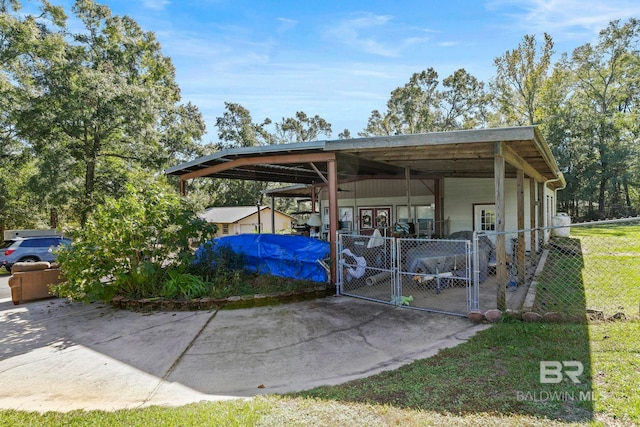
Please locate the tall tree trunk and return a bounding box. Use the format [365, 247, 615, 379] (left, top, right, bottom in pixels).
[598, 175, 607, 216]
[597, 129, 608, 216]
[81, 158, 95, 227]
[80, 129, 99, 227]
[623, 177, 632, 211]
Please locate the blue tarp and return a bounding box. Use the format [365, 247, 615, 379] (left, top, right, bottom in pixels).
[195, 234, 330, 282]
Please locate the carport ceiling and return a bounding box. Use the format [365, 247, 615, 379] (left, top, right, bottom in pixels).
[165, 126, 562, 186]
[165, 143, 409, 185]
[327, 127, 560, 181]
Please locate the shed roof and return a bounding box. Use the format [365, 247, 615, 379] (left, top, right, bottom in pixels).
[199, 206, 293, 224]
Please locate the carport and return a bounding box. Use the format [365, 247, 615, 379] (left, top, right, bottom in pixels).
[165, 126, 565, 310]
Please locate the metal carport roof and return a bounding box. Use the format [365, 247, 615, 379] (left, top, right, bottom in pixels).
[165, 126, 565, 189]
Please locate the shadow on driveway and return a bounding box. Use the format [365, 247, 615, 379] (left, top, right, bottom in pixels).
[0, 276, 487, 412]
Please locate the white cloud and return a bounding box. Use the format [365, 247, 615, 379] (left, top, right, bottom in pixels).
[327, 13, 399, 57]
[142, 0, 170, 11]
[486, 0, 640, 40]
[324, 12, 436, 58]
[277, 17, 298, 33]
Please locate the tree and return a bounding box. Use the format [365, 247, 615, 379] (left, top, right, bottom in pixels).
[561, 19, 640, 216]
[387, 68, 441, 135]
[538, 19, 640, 218]
[0, 0, 67, 232]
[195, 105, 334, 209]
[10, 0, 205, 226]
[440, 69, 490, 129]
[338, 129, 352, 139]
[491, 33, 554, 126]
[538, 59, 592, 217]
[54, 177, 216, 302]
[360, 68, 488, 136]
[274, 111, 332, 143]
[201, 102, 276, 206]
[215, 102, 273, 147]
[360, 109, 394, 136]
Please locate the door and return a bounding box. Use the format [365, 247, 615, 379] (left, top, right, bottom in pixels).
[474, 204, 496, 244]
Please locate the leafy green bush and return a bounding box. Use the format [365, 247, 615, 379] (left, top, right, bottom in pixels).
[53, 179, 217, 302]
[161, 270, 208, 300]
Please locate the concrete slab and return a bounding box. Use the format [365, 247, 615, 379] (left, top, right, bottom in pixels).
[0, 273, 490, 412]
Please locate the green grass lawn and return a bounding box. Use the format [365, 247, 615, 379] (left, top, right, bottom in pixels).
[1, 320, 636, 426]
[534, 224, 640, 319]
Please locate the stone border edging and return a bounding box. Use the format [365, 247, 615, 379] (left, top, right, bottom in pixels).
[521, 249, 549, 312]
[110, 284, 334, 311]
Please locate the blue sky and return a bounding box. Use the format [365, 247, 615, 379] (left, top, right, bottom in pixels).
[45, 0, 640, 141]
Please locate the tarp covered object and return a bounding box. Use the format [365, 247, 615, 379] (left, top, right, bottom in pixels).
[196, 234, 330, 282]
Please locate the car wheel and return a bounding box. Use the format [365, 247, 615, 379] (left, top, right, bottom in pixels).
[18, 256, 39, 263]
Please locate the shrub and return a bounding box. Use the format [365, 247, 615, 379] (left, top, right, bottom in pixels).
[161, 270, 208, 300]
[53, 179, 217, 302]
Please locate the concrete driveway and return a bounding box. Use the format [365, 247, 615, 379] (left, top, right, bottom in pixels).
[0, 273, 489, 412]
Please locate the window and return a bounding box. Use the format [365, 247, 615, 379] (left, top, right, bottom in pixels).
[397, 205, 434, 234]
[474, 204, 496, 231]
[482, 210, 495, 230]
[222, 224, 229, 234]
[22, 238, 59, 247]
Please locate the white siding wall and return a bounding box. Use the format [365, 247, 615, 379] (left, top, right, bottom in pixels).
[317, 177, 559, 251]
[318, 179, 435, 228]
[444, 177, 564, 252]
[444, 178, 527, 233]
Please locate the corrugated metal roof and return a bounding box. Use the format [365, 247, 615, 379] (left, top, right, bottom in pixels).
[165, 126, 565, 189]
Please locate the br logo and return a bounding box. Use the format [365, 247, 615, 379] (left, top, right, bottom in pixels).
[540, 361, 584, 384]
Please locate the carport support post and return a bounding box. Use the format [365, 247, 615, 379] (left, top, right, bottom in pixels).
[494, 145, 506, 311]
[529, 177, 537, 262]
[256, 204, 261, 233]
[517, 169, 525, 285]
[405, 168, 413, 224]
[434, 179, 442, 236]
[270, 196, 276, 234]
[538, 182, 545, 249]
[328, 157, 338, 284]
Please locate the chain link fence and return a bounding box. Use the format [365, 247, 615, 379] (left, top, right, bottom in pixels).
[337, 216, 639, 322]
[480, 217, 640, 321]
[530, 217, 640, 321]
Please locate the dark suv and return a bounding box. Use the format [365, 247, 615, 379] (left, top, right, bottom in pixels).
[0, 236, 71, 272]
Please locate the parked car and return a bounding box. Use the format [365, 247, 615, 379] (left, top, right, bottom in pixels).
[0, 236, 71, 272]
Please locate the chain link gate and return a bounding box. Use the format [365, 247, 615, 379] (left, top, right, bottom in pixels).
[337, 233, 475, 316]
[337, 233, 396, 305]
